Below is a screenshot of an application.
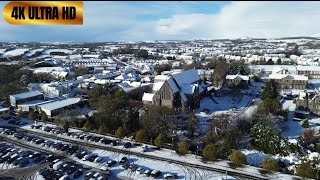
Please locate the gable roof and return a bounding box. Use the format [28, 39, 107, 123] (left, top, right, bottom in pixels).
[226, 74, 249, 81]
[172, 69, 200, 87]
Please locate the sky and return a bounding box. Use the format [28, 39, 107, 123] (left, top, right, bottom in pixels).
[0, 1, 320, 42]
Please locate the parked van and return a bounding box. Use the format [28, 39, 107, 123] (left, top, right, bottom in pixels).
[53, 161, 65, 170]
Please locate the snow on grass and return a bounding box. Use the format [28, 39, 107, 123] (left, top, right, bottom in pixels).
[24, 48, 44, 57]
[281, 100, 302, 138]
[241, 149, 271, 167]
[0, 49, 6, 54]
[43, 49, 73, 55]
[3, 48, 29, 57]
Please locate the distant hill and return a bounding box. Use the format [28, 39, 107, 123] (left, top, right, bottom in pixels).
[276, 36, 320, 40]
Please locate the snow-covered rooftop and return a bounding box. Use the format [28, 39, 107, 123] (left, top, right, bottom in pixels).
[10, 91, 43, 100]
[38, 98, 81, 111]
[268, 74, 308, 81]
[226, 74, 249, 81]
[172, 69, 200, 86]
[142, 93, 154, 102]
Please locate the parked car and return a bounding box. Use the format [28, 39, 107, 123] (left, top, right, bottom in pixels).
[164, 173, 178, 179]
[143, 169, 151, 176]
[136, 167, 144, 174]
[123, 142, 131, 148]
[73, 169, 83, 179]
[151, 170, 162, 177]
[107, 160, 116, 167]
[120, 157, 128, 164]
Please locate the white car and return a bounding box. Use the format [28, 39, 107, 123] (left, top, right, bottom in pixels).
[136, 167, 144, 174]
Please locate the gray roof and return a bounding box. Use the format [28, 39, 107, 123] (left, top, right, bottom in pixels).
[10, 91, 43, 100]
[39, 98, 81, 111]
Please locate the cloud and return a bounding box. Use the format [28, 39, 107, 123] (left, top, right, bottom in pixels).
[0, 1, 319, 41]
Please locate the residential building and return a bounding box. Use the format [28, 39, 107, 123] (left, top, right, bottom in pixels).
[267, 74, 308, 90]
[225, 74, 250, 88]
[296, 91, 320, 116]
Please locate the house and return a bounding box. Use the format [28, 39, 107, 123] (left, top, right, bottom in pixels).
[0, 106, 10, 119]
[297, 66, 320, 79]
[142, 69, 206, 111]
[38, 98, 82, 117]
[296, 91, 320, 116]
[197, 69, 214, 82]
[10, 91, 44, 107]
[225, 74, 250, 88]
[267, 74, 308, 90]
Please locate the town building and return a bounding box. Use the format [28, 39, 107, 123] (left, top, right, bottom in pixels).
[296, 91, 320, 116]
[38, 98, 83, 117]
[10, 91, 44, 107]
[225, 74, 250, 88]
[142, 69, 206, 111]
[0, 106, 10, 119]
[267, 74, 308, 90]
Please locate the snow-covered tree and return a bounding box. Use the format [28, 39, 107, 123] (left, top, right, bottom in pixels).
[250, 123, 285, 155]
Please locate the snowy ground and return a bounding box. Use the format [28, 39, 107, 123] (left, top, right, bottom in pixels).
[2, 48, 29, 57]
[281, 100, 303, 139]
[309, 79, 320, 90]
[24, 48, 44, 57]
[196, 81, 263, 133]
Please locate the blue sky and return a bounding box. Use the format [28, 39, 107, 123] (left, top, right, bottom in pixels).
[0, 1, 319, 42]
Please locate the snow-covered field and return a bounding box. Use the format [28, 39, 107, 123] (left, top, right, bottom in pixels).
[24, 48, 44, 57]
[2, 48, 29, 57]
[42, 49, 73, 55]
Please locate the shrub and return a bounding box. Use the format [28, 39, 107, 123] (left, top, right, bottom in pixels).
[178, 141, 188, 155]
[135, 129, 147, 143]
[262, 158, 278, 173]
[229, 150, 247, 167]
[296, 162, 316, 179]
[28, 111, 35, 120]
[292, 99, 297, 104]
[301, 120, 309, 128]
[154, 133, 165, 148]
[202, 143, 217, 161]
[115, 126, 125, 139]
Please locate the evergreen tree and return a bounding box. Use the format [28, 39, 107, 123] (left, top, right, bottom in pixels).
[135, 129, 147, 143]
[17, 109, 24, 117]
[28, 111, 36, 120]
[250, 124, 284, 154]
[296, 162, 316, 179]
[229, 150, 247, 167]
[262, 80, 278, 100]
[178, 141, 188, 155]
[115, 126, 125, 139]
[98, 124, 107, 135]
[41, 112, 48, 122]
[202, 143, 217, 161]
[154, 133, 165, 148]
[262, 158, 278, 173]
[63, 121, 69, 133]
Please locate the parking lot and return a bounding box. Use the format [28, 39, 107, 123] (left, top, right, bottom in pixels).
[0, 125, 182, 180]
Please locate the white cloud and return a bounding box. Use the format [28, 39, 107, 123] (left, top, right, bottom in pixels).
[0, 1, 320, 41]
[139, 1, 320, 40]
